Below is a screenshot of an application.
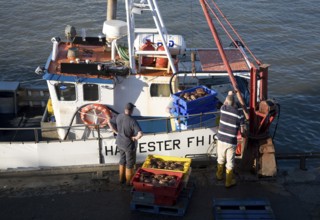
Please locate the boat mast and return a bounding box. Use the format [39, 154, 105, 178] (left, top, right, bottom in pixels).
[107, 0, 117, 20]
[199, 0, 249, 120]
[125, 0, 177, 74]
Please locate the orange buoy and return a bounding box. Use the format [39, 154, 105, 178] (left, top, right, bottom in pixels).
[141, 39, 155, 66]
[155, 44, 168, 68]
[80, 104, 111, 129]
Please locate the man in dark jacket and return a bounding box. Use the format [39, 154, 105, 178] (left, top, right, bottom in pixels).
[115, 103, 143, 185]
[216, 92, 244, 188]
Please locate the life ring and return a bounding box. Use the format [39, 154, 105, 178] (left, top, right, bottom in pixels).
[80, 104, 111, 129]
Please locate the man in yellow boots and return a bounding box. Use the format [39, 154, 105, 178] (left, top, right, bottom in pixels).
[111, 103, 143, 185]
[216, 92, 244, 188]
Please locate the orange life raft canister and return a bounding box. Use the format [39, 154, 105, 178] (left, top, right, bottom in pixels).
[141, 39, 155, 66]
[80, 104, 111, 129]
[155, 45, 168, 68]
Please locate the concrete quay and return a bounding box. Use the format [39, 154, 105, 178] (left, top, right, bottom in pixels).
[0, 162, 319, 220]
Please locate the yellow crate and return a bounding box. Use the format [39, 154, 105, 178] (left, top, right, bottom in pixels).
[142, 154, 191, 174]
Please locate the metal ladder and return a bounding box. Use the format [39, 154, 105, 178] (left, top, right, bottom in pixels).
[125, 0, 177, 73]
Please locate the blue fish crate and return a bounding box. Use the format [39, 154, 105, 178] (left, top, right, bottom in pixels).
[174, 112, 216, 130]
[172, 85, 218, 112]
[182, 113, 216, 126]
[171, 99, 218, 115]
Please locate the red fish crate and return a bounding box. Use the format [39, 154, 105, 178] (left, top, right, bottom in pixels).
[131, 168, 184, 197]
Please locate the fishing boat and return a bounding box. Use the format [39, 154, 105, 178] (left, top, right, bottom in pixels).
[0, 0, 279, 176]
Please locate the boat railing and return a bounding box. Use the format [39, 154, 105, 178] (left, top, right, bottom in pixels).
[276, 152, 320, 170]
[136, 110, 219, 134]
[0, 111, 220, 143]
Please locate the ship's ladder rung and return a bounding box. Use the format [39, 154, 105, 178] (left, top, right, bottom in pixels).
[140, 0, 167, 35]
[135, 50, 167, 55]
[133, 3, 150, 9]
[134, 28, 159, 34]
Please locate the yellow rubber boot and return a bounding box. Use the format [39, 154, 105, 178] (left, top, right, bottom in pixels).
[225, 169, 236, 188]
[119, 165, 125, 184]
[125, 168, 134, 186]
[216, 163, 224, 181]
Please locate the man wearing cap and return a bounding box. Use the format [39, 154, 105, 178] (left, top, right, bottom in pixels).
[115, 102, 143, 185]
[216, 92, 244, 188]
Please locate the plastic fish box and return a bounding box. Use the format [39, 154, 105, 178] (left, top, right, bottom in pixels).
[171, 99, 218, 115]
[172, 85, 217, 111]
[132, 168, 184, 197]
[142, 155, 191, 175]
[174, 113, 216, 130]
[180, 112, 216, 126]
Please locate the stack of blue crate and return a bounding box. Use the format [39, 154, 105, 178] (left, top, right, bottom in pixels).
[171, 85, 218, 129]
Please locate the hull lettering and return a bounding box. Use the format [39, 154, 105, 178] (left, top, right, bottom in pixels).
[102, 129, 216, 162]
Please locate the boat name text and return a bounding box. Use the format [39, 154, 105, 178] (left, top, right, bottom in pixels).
[104, 134, 215, 156]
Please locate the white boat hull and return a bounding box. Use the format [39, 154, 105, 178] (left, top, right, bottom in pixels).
[0, 127, 217, 170]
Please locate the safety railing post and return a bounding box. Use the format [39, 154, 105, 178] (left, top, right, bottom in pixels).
[97, 125, 104, 164]
[34, 128, 39, 143]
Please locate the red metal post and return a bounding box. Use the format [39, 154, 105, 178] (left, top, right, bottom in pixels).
[249, 66, 258, 135]
[259, 64, 270, 101]
[199, 0, 248, 120]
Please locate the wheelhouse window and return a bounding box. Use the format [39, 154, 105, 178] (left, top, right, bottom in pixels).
[55, 83, 76, 101]
[83, 84, 99, 101]
[150, 83, 170, 97]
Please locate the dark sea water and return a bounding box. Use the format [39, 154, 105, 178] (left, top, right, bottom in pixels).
[0, 0, 319, 153]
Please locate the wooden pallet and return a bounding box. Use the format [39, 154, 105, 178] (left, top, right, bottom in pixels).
[212, 198, 275, 219]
